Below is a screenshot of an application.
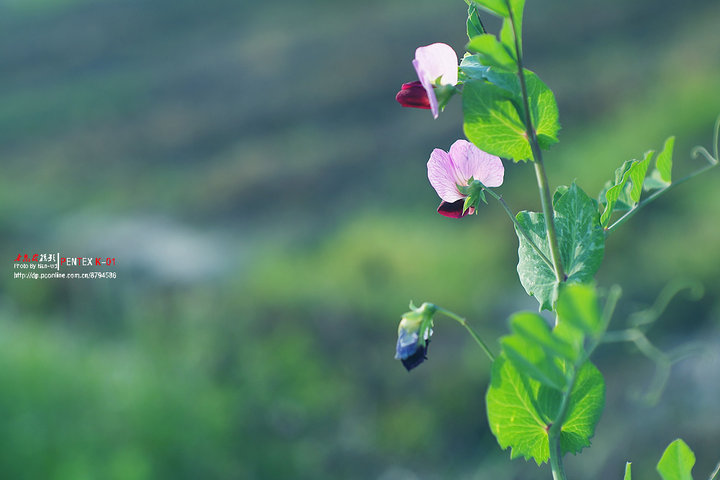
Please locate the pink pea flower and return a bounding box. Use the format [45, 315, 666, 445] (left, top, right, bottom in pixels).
[427, 140, 504, 218]
[396, 43, 459, 119]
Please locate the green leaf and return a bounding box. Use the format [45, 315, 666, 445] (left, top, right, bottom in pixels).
[625, 462, 632, 480]
[553, 185, 569, 206]
[486, 354, 551, 464]
[501, 313, 570, 390]
[555, 184, 605, 283]
[467, 2, 486, 39]
[471, 0, 509, 17]
[657, 136, 675, 183]
[463, 80, 530, 161]
[516, 184, 605, 310]
[525, 71, 560, 150]
[487, 357, 605, 464]
[515, 210, 557, 310]
[600, 160, 634, 227]
[557, 361, 605, 455]
[601, 147, 661, 225]
[645, 136, 675, 190]
[556, 283, 602, 338]
[467, 34, 516, 70]
[657, 439, 695, 480]
[463, 70, 559, 162]
[510, 312, 578, 362]
[501, 335, 567, 391]
[627, 150, 654, 205]
[459, 54, 490, 81]
[484, 69, 560, 150]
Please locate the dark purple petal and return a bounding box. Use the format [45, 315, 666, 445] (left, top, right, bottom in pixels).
[437, 200, 474, 218]
[395, 81, 431, 109]
[400, 340, 430, 371]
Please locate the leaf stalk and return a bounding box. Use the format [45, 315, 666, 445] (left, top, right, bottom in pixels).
[481, 185, 554, 270]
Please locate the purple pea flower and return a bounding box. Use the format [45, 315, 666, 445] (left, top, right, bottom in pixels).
[396, 43, 459, 119]
[427, 140, 504, 218]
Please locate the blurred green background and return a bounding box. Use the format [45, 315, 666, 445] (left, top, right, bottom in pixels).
[1, 0, 719, 478]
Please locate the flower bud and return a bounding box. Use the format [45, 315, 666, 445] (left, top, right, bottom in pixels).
[395, 81, 431, 109]
[395, 302, 436, 371]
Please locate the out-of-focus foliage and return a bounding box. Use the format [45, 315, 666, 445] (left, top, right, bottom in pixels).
[1, 0, 720, 479]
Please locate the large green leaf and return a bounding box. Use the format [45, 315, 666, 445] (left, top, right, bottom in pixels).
[486, 355, 551, 464]
[625, 462, 632, 480]
[463, 80, 529, 160]
[557, 361, 605, 455]
[487, 357, 605, 464]
[480, 68, 559, 150]
[516, 183, 605, 310]
[657, 439, 695, 480]
[515, 210, 557, 310]
[463, 70, 559, 162]
[555, 183, 605, 284]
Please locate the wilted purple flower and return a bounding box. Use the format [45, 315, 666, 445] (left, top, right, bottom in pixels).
[396, 43, 458, 118]
[395, 303, 436, 371]
[427, 140, 504, 218]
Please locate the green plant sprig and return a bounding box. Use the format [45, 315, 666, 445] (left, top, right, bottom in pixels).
[393, 1, 718, 478]
[606, 120, 719, 234]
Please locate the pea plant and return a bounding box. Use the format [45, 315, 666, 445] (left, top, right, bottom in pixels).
[392, 1, 720, 479]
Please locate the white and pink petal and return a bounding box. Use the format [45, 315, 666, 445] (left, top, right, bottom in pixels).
[413, 43, 459, 119]
[427, 148, 463, 203]
[449, 140, 504, 188]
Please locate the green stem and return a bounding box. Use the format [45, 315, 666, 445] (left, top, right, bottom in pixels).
[549, 434, 568, 480]
[546, 286, 617, 479]
[547, 365, 576, 480]
[534, 160, 566, 282]
[503, 0, 566, 283]
[436, 307, 495, 362]
[708, 460, 720, 480]
[545, 288, 622, 478]
[482, 186, 554, 270]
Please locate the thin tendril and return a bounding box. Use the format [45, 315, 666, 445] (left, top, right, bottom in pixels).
[692, 146, 718, 165]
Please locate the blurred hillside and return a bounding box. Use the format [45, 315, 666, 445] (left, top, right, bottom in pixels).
[1, 0, 720, 479]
